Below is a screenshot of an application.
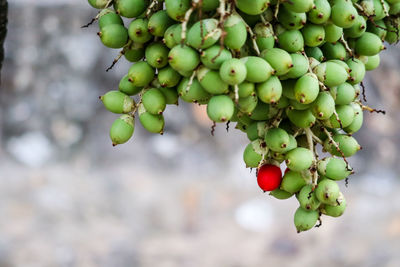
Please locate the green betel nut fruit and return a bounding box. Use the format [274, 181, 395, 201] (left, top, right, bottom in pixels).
[294, 207, 319, 233]
[100, 91, 135, 114]
[317, 157, 352, 180]
[110, 115, 135, 146]
[315, 179, 340, 206]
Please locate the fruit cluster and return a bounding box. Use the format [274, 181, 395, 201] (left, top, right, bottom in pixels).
[86, 0, 397, 232]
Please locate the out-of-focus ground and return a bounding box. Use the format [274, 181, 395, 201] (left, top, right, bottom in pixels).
[0, 1, 400, 267]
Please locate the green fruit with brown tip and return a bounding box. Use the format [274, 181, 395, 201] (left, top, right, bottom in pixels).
[100, 90, 134, 114]
[347, 58, 366, 84]
[158, 66, 181, 88]
[321, 193, 346, 217]
[286, 108, 316, 128]
[239, 82, 256, 98]
[148, 10, 175, 37]
[124, 43, 145, 62]
[284, 53, 309, 79]
[224, 14, 248, 50]
[257, 76, 283, 104]
[242, 56, 274, 83]
[187, 19, 221, 49]
[113, 0, 148, 18]
[313, 61, 349, 87]
[168, 45, 200, 72]
[142, 88, 166, 115]
[265, 128, 290, 153]
[165, 0, 190, 21]
[311, 92, 335, 120]
[98, 9, 123, 29]
[128, 19, 152, 44]
[281, 170, 308, 194]
[197, 67, 229, 95]
[285, 147, 313, 172]
[243, 139, 268, 168]
[324, 104, 355, 128]
[315, 179, 340, 206]
[128, 62, 155, 87]
[324, 22, 343, 43]
[138, 104, 165, 134]
[294, 73, 320, 104]
[159, 87, 179, 105]
[200, 45, 233, 70]
[318, 157, 351, 181]
[294, 207, 319, 232]
[220, 58, 247, 85]
[110, 115, 134, 145]
[278, 6, 307, 30]
[344, 15, 367, 38]
[207, 95, 235, 122]
[283, 0, 314, 13]
[355, 32, 385, 56]
[331, 0, 358, 28]
[261, 48, 293, 76]
[364, 54, 380, 70]
[254, 23, 275, 51]
[301, 24, 325, 47]
[333, 82, 356, 105]
[163, 24, 180, 49]
[177, 78, 211, 103]
[298, 185, 321, 211]
[98, 24, 128, 49]
[247, 121, 268, 141]
[344, 103, 363, 134]
[145, 42, 169, 69]
[308, 0, 331, 24]
[321, 42, 347, 60]
[119, 75, 142, 96]
[238, 95, 258, 115]
[323, 134, 361, 157]
[278, 30, 305, 53]
[305, 46, 324, 62]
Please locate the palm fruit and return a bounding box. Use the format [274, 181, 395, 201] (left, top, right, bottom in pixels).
[128, 62, 155, 87]
[113, 0, 148, 18]
[207, 95, 235, 122]
[364, 54, 380, 71]
[138, 104, 165, 134]
[331, 0, 358, 28]
[301, 24, 325, 47]
[159, 87, 179, 105]
[201, 0, 219, 11]
[261, 48, 293, 76]
[285, 148, 313, 172]
[98, 24, 128, 49]
[265, 128, 290, 153]
[347, 58, 366, 84]
[286, 108, 316, 128]
[315, 179, 340, 206]
[145, 42, 169, 69]
[270, 189, 294, 200]
[283, 0, 314, 13]
[110, 115, 135, 146]
[275, 96, 291, 109]
[241, 57, 273, 83]
[281, 171, 309, 194]
[177, 78, 210, 103]
[124, 43, 145, 62]
[197, 66, 229, 95]
[289, 99, 312, 111]
[250, 102, 278, 121]
[238, 94, 258, 115]
[308, 0, 331, 24]
[165, 0, 190, 21]
[128, 19, 152, 44]
[148, 10, 175, 37]
[321, 193, 347, 217]
[323, 134, 361, 157]
[294, 207, 319, 233]
[344, 15, 367, 38]
[324, 23, 343, 43]
[100, 91, 134, 114]
[333, 83, 356, 105]
[98, 9, 123, 29]
[321, 42, 347, 60]
[313, 61, 349, 87]
[224, 14, 247, 50]
[294, 73, 320, 104]
[246, 121, 268, 141]
[324, 104, 355, 128]
[311, 92, 335, 120]
[367, 20, 387, 41]
[278, 6, 307, 30]
[200, 45, 233, 70]
[305, 47, 325, 61]
[278, 30, 304, 53]
[187, 19, 221, 49]
[158, 66, 181, 88]
[219, 58, 247, 85]
[284, 54, 309, 79]
[373, 0, 390, 20]
[254, 23, 275, 51]
[355, 32, 385, 56]
[168, 45, 200, 72]
[257, 76, 283, 104]
[238, 82, 256, 98]
[88, 0, 109, 9]
[142, 88, 166, 115]
[236, 0, 270, 15]
[243, 139, 267, 167]
[318, 157, 351, 181]
[119, 75, 142, 96]
[344, 103, 364, 134]
[297, 185, 321, 211]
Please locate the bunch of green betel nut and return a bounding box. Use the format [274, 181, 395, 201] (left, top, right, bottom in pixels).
[88, 0, 398, 232]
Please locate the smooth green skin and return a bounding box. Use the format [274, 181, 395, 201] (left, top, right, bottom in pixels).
[347, 59, 366, 84]
[389, 2, 400, 15]
[321, 42, 347, 60]
[325, 104, 355, 128]
[324, 23, 343, 43]
[283, 0, 314, 13]
[331, 1, 358, 28]
[201, 0, 220, 11]
[254, 23, 275, 51]
[261, 48, 293, 76]
[278, 30, 304, 53]
[367, 20, 387, 41]
[98, 11, 123, 29]
[124, 43, 145, 62]
[298, 185, 321, 211]
[238, 113, 254, 126]
[99, 24, 128, 49]
[257, 76, 283, 104]
[163, 24, 179, 49]
[344, 15, 367, 38]
[311, 92, 335, 120]
[294, 207, 319, 232]
[139, 112, 165, 134]
[286, 108, 316, 128]
[158, 66, 181, 88]
[313, 62, 349, 87]
[172, 24, 184, 44]
[355, 32, 385, 56]
[243, 139, 265, 168]
[238, 95, 258, 115]
[207, 95, 235, 122]
[318, 157, 351, 180]
[114, 0, 148, 18]
[324, 134, 361, 157]
[242, 57, 273, 83]
[365, 54, 380, 70]
[344, 103, 363, 133]
[220, 59, 247, 85]
[165, 0, 190, 21]
[110, 115, 134, 145]
[330, 59, 351, 73]
[294, 74, 319, 104]
[301, 24, 325, 47]
[265, 128, 290, 153]
[281, 171, 308, 194]
[177, 78, 211, 103]
[270, 189, 294, 200]
[159, 87, 179, 105]
[250, 102, 276, 121]
[373, 0, 390, 20]
[224, 15, 248, 50]
[285, 135, 298, 152]
[315, 179, 340, 206]
[321, 193, 346, 217]
[305, 47, 324, 61]
[334, 83, 356, 105]
[148, 10, 175, 37]
[101, 90, 134, 114]
[236, 0, 270, 15]
[275, 96, 291, 109]
[247, 122, 268, 141]
[119, 75, 142, 96]
[308, 0, 331, 24]
[128, 19, 152, 44]
[239, 82, 256, 98]
[145, 42, 169, 69]
[142, 88, 166, 115]
[88, 0, 108, 9]
[168, 45, 200, 72]
[282, 79, 297, 100]
[278, 6, 307, 30]
[289, 99, 312, 110]
[187, 19, 221, 49]
[200, 45, 233, 70]
[197, 67, 229, 95]
[128, 62, 155, 87]
[284, 54, 308, 79]
[286, 148, 313, 172]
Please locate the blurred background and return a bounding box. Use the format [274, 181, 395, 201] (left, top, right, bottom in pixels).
[1, 0, 400, 266]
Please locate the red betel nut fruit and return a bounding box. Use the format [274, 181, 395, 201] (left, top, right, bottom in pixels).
[257, 164, 282, 191]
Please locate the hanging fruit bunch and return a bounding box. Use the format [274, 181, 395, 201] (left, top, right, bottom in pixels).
[85, 0, 398, 232]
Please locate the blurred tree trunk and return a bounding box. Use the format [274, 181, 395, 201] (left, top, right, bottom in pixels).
[0, 0, 7, 81]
